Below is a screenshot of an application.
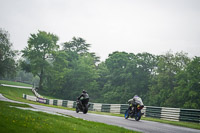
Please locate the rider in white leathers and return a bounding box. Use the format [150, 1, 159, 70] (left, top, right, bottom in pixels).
[128, 95, 144, 113]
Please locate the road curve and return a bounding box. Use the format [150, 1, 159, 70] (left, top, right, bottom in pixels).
[0, 94, 199, 133]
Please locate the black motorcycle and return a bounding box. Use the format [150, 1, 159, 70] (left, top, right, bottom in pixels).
[76, 99, 89, 114]
[124, 104, 144, 121]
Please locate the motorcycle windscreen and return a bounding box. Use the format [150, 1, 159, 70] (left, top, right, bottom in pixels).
[135, 97, 144, 106]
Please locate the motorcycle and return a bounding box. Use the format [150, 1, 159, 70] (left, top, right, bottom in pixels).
[76, 99, 89, 114]
[124, 104, 144, 121]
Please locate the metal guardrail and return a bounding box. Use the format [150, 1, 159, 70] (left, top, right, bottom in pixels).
[23, 92, 200, 123]
[180, 109, 200, 123]
[161, 107, 180, 121]
[146, 106, 162, 118]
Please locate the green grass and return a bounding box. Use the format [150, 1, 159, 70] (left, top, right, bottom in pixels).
[39, 94, 62, 100]
[0, 80, 59, 99]
[0, 86, 76, 111]
[0, 101, 137, 133]
[0, 80, 32, 87]
[0, 80, 199, 131]
[0, 86, 34, 101]
[142, 117, 200, 130]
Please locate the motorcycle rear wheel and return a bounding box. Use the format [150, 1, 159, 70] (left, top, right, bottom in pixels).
[83, 108, 88, 114]
[76, 106, 79, 113]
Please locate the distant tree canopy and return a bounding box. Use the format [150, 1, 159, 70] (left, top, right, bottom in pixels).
[21, 31, 59, 90]
[43, 37, 99, 101]
[0, 28, 17, 78]
[3, 29, 199, 109]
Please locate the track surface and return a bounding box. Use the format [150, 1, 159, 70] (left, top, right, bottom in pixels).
[0, 94, 199, 133]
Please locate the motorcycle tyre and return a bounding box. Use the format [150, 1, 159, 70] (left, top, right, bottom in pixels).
[83, 108, 88, 114]
[135, 110, 141, 121]
[124, 109, 130, 119]
[76, 106, 79, 113]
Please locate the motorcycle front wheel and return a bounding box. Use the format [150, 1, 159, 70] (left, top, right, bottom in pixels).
[124, 109, 130, 119]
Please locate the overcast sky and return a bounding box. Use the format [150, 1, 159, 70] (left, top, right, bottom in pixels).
[0, 0, 200, 61]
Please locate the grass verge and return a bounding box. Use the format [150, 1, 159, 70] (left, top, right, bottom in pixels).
[142, 117, 200, 130]
[0, 86, 75, 111]
[0, 101, 137, 133]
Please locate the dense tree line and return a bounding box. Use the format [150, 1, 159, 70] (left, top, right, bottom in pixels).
[1, 29, 199, 109]
[0, 28, 17, 79]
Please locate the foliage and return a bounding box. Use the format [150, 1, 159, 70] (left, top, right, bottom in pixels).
[173, 56, 200, 109]
[15, 69, 39, 86]
[63, 37, 90, 55]
[147, 52, 192, 107]
[39, 36, 200, 108]
[38, 37, 100, 101]
[100, 52, 157, 104]
[0, 28, 17, 78]
[21, 31, 59, 90]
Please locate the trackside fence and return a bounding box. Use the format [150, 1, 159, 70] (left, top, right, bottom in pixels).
[23, 92, 200, 123]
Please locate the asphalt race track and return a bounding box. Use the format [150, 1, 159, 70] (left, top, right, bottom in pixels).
[0, 94, 199, 133]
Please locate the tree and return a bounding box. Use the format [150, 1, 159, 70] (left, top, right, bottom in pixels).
[103, 51, 137, 103]
[173, 56, 200, 109]
[61, 37, 100, 101]
[21, 31, 59, 90]
[102, 51, 157, 104]
[96, 62, 109, 99]
[43, 50, 70, 97]
[135, 52, 157, 101]
[40, 37, 100, 101]
[148, 51, 190, 107]
[63, 54, 99, 101]
[0, 28, 17, 78]
[63, 37, 90, 54]
[184, 56, 200, 109]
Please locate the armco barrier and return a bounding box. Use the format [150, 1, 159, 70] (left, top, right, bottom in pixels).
[93, 103, 102, 112]
[62, 100, 68, 107]
[101, 104, 110, 112]
[23, 93, 200, 123]
[88, 103, 94, 111]
[37, 97, 46, 103]
[23, 94, 37, 102]
[161, 107, 180, 121]
[32, 88, 43, 98]
[120, 104, 129, 114]
[110, 104, 121, 114]
[145, 106, 162, 119]
[180, 109, 200, 123]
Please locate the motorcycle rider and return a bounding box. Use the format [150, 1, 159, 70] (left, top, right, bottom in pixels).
[128, 95, 144, 114]
[77, 90, 89, 108]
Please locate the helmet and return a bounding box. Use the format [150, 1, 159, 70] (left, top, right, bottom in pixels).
[133, 95, 138, 98]
[82, 90, 87, 93]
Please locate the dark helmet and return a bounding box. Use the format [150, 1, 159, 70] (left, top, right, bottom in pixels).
[82, 90, 87, 93]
